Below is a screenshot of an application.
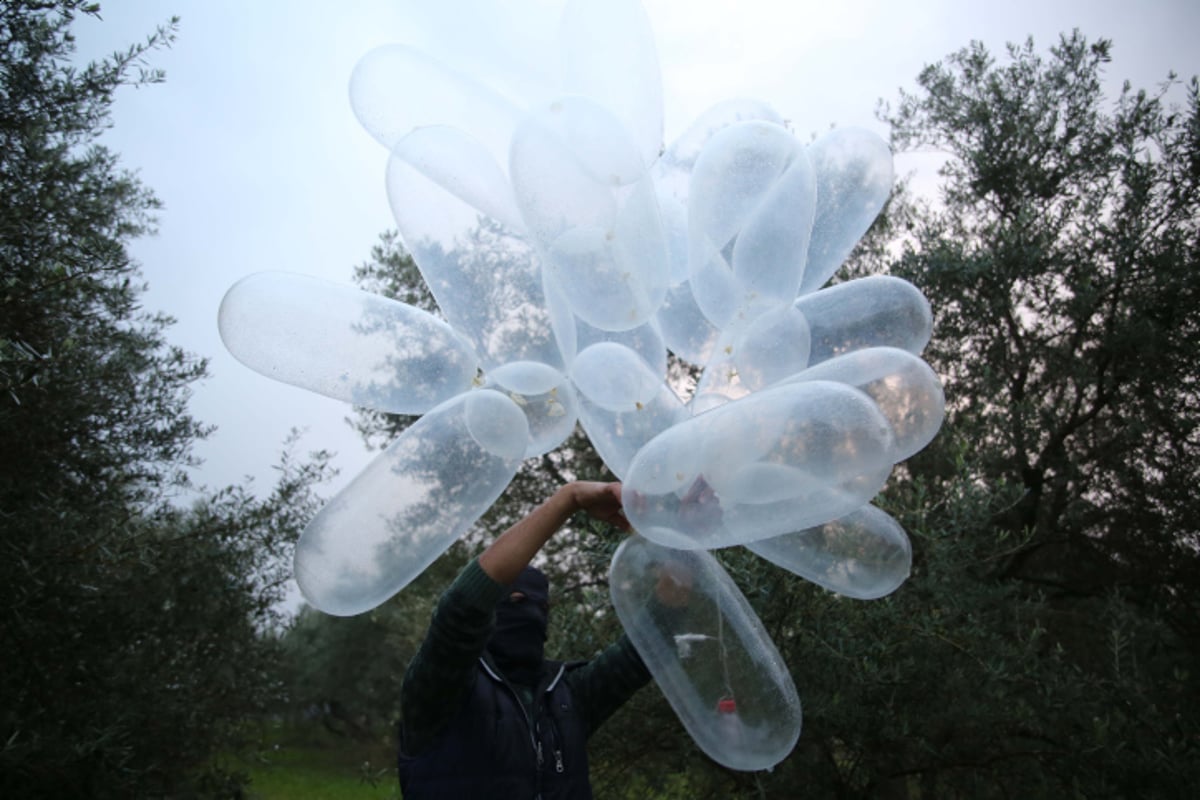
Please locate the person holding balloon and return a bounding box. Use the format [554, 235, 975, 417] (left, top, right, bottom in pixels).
[397, 480, 690, 799]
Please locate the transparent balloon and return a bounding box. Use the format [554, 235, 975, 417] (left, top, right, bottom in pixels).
[350, 44, 523, 166]
[655, 280, 722, 366]
[387, 152, 563, 370]
[393, 125, 525, 232]
[690, 305, 812, 409]
[574, 317, 666, 379]
[218, 272, 479, 415]
[800, 127, 895, 295]
[624, 381, 896, 549]
[796, 275, 932, 366]
[511, 97, 668, 331]
[484, 361, 578, 458]
[570, 342, 663, 413]
[559, 0, 663, 167]
[610, 535, 801, 771]
[688, 121, 815, 328]
[576, 373, 686, 480]
[746, 504, 912, 599]
[781, 347, 945, 462]
[294, 390, 527, 616]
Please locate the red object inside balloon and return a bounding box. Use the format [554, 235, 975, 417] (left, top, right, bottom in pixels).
[717, 697, 737, 714]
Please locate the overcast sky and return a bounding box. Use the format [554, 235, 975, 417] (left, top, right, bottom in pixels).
[75, 0, 1199, 503]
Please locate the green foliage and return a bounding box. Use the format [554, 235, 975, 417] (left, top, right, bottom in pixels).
[818, 31, 1200, 797]
[883, 33, 1200, 617]
[0, 3, 334, 796]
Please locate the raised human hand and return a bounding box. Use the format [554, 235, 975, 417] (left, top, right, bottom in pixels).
[570, 481, 631, 532]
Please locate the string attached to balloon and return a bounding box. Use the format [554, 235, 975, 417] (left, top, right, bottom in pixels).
[218, 0, 943, 771]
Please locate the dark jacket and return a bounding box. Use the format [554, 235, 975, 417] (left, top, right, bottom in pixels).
[399, 656, 592, 799]
[397, 558, 650, 799]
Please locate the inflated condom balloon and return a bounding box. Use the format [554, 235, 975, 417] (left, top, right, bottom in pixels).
[570, 342, 664, 413]
[574, 316, 666, 379]
[623, 380, 896, 550]
[689, 304, 813, 410]
[218, 272, 479, 415]
[780, 347, 944, 463]
[654, 99, 786, 283]
[350, 44, 524, 168]
[610, 535, 802, 771]
[653, 98, 785, 206]
[559, 0, 664, 168]
[510, 96, 669, 332]
[575, 369, 686, 480]
[688, 120, 816, 330]
[386, 151, 564, 371]
[294, 389, 528, 616]
[795, 274, 932, 365]
[746, 504, 912, 599]
[483, 361, 578, 458]
[655, 281, 722, 367]
[653, 100, 786, 366]
[798, 127, 895, 296]
[392, 124, 526, 233]
[690, 277, 933, 411]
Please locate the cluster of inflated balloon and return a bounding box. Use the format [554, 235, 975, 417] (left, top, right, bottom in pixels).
[218, 0, 943, 772]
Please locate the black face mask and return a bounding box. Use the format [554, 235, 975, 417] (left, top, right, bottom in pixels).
[487, 566, 549, 688]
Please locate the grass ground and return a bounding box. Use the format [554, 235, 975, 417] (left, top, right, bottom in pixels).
[237, 720, 400, 800]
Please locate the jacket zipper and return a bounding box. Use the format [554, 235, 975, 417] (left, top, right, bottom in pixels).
[480, 659, 567, 781]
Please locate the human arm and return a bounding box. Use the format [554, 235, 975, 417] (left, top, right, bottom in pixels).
[400, 481, 629, 754]
[477, 480, 629, 585]
[564, 633, 652, 738]
[399, 559, 507, 756]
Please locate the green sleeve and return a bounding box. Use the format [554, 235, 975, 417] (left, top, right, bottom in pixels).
[564, 632, 652, 738]
[399, 558, 508, 756]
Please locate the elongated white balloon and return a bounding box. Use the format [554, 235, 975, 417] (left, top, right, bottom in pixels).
[730, 149, 816, 306]
[799, 127, 894, 295]
[387, 153, 563, 370]
[689, 121, 814, 327]
[656, 280, 722, 366]
[653, 100, 787, 364]
[485, 361, 577, 458]
[654, 98, 785, 199]
[570, 342, 662, 413]
[511, 97, 646, 242]
[560, 0, 663, 167]
[747, 504, 912, 599]
[796, 275, 932, 366]
[394, 126, 525, 233]
[511, 97, 668, 331]
[610, 536, 801, 771]
[575, 376, 685, 479]
[294, 390, 527, 616]
[691, 305, 812, 409]
[574, 318, 666, 378]
[781, 347, 944, 462]
[218, 271, 479, 415]
[624, 381, 896, 549]
[350, 44, 523, 172]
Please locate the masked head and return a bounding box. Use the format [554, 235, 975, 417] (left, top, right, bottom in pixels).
[487, 565, 550, 687]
